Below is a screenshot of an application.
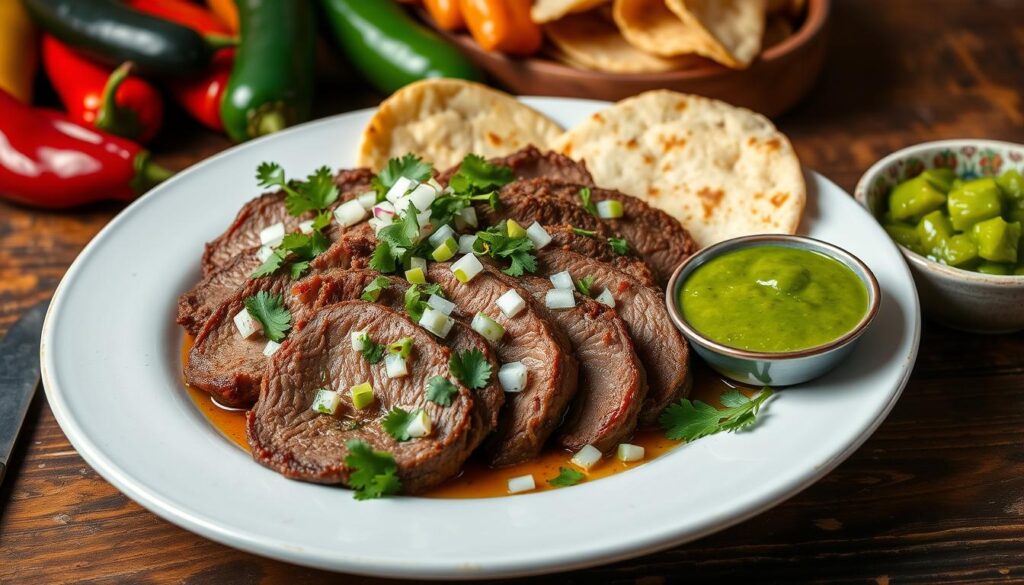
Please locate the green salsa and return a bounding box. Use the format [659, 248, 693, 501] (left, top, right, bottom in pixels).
[679, 246, 869, 353]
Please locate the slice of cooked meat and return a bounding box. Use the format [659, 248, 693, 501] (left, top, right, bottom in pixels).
[536, 248, 690, 426]
[426, 262, 578, 466]
[518, 276, 647, 452]
[291, 269, 504, 448]
[482, 180, 607, 233]
[436, 145, 594, 186]
[177, 248, 262, 336]
[185, 273, 309, 408]
[543, 224, 658, 287]
[309, 222, 376, 272]
[512, 178, 697, 285]
[247, 301, 481, 494]
[201, 168, 374, 275]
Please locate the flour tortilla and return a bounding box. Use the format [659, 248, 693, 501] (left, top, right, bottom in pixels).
[545, 9, 703, 73]
[552, 90, 805, 247]
[531, 0, 609, 23]
[357, 79, 563, 171]
[613, 0, 766, 69]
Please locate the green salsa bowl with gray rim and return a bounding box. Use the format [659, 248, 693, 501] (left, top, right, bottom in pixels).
[666, 234, 881, 386]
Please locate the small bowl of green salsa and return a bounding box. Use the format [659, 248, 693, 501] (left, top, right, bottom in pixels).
[666, 235, 880, 386]
[856, 139, 1024, 333]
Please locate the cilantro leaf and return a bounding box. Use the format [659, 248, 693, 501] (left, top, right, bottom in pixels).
[547, 466, 585, 488]
[404, 283, 445, 322]
[571, 226, 597, 237]
[575, 275, 596, 297]
[448, 154, 514, 195]
[344, 439, 402, 500]
[659, 388, 774, 442]
[356, 332, 386, 364]
[285, 166, 339, 216]
[608, 236, 631, 256]
[381, 407, 425, 442]
[579, 187, 598, 216]
[251, 231, 331, 279]
[449, 349, 492, 390]
[473, 222, 538, 277]
[369, 241, 397, 273]
[361, 276, 392, 301]
[251, 249, 286, 277]
[426, 376, 458, 406]
[371, 154, 434, 199]
[289, 260, 310, 279]
[243, 291, 291, 342]
[256, 162, 287, 189]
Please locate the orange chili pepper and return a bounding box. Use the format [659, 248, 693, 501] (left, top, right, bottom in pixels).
[205, 0, 239, 32]
[458, 0, 541, 56]
[424, 0, 464, 31]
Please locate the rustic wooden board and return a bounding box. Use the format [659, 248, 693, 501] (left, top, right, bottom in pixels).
[3, 1, 1024, 582]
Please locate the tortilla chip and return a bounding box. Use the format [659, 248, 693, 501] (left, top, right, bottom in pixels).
[545, 10, 703, 73]
[357, 79, 562, 171]
[613, 0, 766, 69]
[552, 90, 805, 247]
[532, 0, 609, 23]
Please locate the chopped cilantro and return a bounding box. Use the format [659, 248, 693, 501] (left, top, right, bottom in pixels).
[473, 221, 537, 276]
[243, 291, 291, 342]
[371, 154, 434, 200]
[449, 349, 492, 390]
[575, 275, 596, 297]
[368, 240, 397, 273]
[257, 162, 339, 217]
[660, 388, 774, 442]
[381, 406, 425, 442]
[547, 466, 585, 488]
[571, 226, 597, 237]
[344, 440, 401, 500]
[448, 154, 514, 195]
[251, 228, 331, 279]
[371, 201, 424, 274]
[426, 376, 458, 406]
[579, 187, 597, 216]
[361, 276, 392, 302]
[404, 283, 445, 322]
[608, 236, 631, 256]
[356, 332, 385, 364]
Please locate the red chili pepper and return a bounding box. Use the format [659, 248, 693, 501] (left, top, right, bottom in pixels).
[127, 0, 235, 132]
[41, 36, 164, 144]
[0, 88, 172, 209]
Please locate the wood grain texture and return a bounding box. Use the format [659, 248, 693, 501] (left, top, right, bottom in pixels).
[2, 1, 1024, 582]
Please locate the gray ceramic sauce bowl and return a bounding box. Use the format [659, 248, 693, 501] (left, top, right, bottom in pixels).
[854, 139, 1024, 333]
[665, 235, 880, 387]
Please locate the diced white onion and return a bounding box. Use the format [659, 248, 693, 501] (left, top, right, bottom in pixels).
[311, 389, 340, 415]
[406, 409, 432, 438]
[617, 443, 645, 462]
[408, 182, 438, 211]
[256, 245, 275, 263]
[385, 176, 414, 203]
[350, 330, 368, 351]
[259, 222, 285, 247]
[409, 257, 427, 271]
[334, 199, 367, 227]
[426, 177, 443, 192]
[393, 195, 411, 214]
[428, 224, 456, 247]
[596, 288, 616, 308]
[451, 253, 483, 283]
[372, 201, 395, 220]
[416, 209, 433, 230]
[597, 199, 624, 219]
[495, 289, 526, 318]
[458, 234, 478, 254]
[262, 340, 282, 357]
[368, 216, 391, 235]
[298, 219, 315, 234]
[427, 294, 456, 315]
[549, 271, 574, 290]
[507, 474, 536, 494]
[472, 313, 505, 344]
[384, 353, 408, 378]
[457, 207, 478, 229]
[356, 191, 377, 209]
[545, 289, 576, 310]
[233, 308, 261, 339]
[570, 444, 602, 470]
[526, 222, 552, 249]
[498, 361, 528, 393]
[419, 307, 453, 338]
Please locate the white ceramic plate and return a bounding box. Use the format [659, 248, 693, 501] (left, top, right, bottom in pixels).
[41, 98, 920, 579]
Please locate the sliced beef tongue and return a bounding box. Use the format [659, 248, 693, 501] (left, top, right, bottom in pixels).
[177, 248, 262, 336]
[201, 167, 374, 276]
[517, 276, 647, 452]
[543, 224, 658, 287]
[292, 269, 504, 446]
[426, 262, 579, 466]
[185, 273, 311, 408]
[247, 301, 480, 494]
[483, 180, 607, 234]
[536, 248, 690, 427]
[436, 145, 594, 186]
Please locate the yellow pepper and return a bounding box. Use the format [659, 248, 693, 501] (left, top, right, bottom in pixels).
[458, 0, 542, 56]
[0, 0, 38, 103]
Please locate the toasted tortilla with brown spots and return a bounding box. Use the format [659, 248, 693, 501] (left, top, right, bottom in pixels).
[551, 90, 805, 247]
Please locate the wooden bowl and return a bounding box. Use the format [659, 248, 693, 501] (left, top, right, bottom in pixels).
[424, 0, 830, 118]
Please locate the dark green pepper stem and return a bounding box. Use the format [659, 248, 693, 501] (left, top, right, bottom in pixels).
[130, 150, 174, 195]
[95, 62, 141, 139]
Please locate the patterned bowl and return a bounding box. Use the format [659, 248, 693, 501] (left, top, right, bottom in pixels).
[854, 139, 1024, 333]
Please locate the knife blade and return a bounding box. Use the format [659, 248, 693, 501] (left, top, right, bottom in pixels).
[0, 300, 48, 486]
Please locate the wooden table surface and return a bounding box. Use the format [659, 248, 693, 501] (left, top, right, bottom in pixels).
[3, 1, 1024, 582]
